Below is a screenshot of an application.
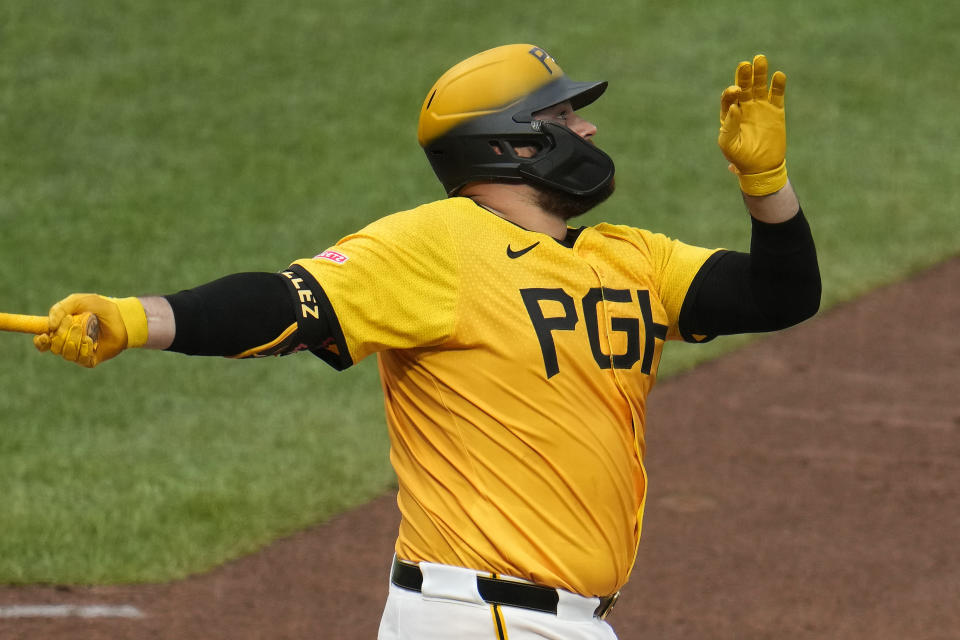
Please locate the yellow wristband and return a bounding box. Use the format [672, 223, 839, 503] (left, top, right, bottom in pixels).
[737, 160, 788, 196]
[111, 296, 149, 348]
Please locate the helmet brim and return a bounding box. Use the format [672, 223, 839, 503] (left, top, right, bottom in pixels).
[512, 78, 608, 122]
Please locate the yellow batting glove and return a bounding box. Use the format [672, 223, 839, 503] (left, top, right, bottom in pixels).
[717, 54, 788, 196]
[34, 294, 148, 368]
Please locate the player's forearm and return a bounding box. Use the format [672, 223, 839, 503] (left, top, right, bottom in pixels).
[742, 180, 800, 224]
[139, 296, 176, 350]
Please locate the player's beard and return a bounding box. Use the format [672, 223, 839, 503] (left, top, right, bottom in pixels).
[533, 177, 616, 220]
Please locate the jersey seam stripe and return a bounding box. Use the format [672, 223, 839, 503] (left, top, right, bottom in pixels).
[581, 263, 643, 557]
[580, 259, 650, 584]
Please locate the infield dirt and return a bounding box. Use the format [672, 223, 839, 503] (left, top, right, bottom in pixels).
[2, 258, 958, 640]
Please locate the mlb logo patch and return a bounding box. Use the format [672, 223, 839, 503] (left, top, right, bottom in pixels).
[315, 250, 349, 264]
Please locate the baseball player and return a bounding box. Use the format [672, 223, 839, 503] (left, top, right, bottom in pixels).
[32, 45, 820, 639]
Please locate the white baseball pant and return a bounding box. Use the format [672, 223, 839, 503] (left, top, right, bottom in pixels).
[377, 560, 619, 640]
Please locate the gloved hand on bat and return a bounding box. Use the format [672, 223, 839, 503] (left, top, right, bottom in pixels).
[34, 294, 148, 368]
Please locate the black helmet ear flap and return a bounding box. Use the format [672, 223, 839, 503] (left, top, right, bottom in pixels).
[518, 123, 615, 197]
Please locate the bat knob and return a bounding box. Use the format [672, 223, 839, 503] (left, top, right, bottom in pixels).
[82, 313, 101, 343]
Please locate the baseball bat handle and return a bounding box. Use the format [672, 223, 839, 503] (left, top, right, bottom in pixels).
[0, 312, 100, 340]
[0, 312, 50, 334]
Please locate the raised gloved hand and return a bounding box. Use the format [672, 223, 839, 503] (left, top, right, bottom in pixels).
[717, 54, 788, 196]
[34, 294, 148, 368]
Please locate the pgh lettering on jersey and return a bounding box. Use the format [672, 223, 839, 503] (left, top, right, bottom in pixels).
[290, 197, 718, 597]
[520, 286, 667, 378]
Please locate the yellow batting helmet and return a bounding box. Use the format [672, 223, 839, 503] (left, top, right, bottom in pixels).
[418, 44, 614, 197]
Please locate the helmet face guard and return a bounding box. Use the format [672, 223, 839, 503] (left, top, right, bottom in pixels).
[425, 120, 614, 197]
[418, 45, 615, 197]
[519, 122, 615, 197]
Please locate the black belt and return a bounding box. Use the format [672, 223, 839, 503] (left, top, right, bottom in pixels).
[390, 558, 620, 620]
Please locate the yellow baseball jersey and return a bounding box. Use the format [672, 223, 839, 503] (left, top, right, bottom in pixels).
[289, 197, 717, 597]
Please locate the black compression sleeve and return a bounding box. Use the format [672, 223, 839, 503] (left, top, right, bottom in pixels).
[678, 209, 821, 339]
[164, 272, 299, 356]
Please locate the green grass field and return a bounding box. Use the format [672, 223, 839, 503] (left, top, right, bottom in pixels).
[1, 0, 957, 583]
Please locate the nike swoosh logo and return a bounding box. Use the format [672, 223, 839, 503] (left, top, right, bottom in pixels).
[506, 241, 540, 259]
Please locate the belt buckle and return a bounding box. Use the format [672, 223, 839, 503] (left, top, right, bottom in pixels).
[596, 591, 620, 620]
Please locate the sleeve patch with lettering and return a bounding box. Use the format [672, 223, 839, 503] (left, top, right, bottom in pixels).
[314, 250, 349, 264]
[279, 264, 353, 370]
